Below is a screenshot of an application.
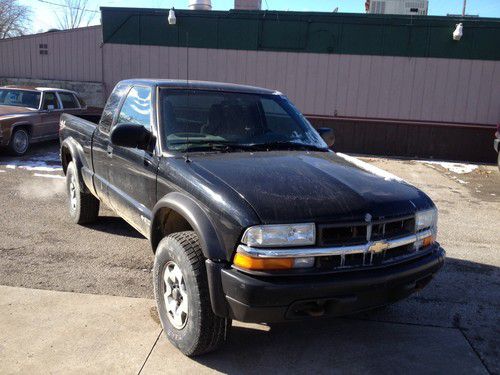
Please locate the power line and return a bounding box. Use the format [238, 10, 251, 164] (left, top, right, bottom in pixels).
[36, 0, 100, 13]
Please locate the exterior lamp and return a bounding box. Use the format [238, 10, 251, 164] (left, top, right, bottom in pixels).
[168, 8, 176, 25]
[453, 23, 463, 41]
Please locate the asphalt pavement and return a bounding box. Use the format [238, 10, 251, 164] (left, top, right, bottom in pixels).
[0, 141, 498, 374]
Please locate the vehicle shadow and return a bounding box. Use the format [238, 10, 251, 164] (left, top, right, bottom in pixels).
[189, 257, 498, 374]
[83, 216, 144, 239]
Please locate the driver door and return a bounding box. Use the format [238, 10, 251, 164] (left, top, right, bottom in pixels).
[107, 85, 159, 236]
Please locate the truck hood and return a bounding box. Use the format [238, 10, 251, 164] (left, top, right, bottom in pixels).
[189, 151, 433, 224]
[0, 105, 37, 118]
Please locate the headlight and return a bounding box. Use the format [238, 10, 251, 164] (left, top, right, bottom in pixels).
[415, 208, 438, 232]
[241, 223, 316, 247]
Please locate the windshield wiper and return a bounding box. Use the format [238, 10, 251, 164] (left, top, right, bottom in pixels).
[240, 141, 327, 152]
[171, 141, 253, 153]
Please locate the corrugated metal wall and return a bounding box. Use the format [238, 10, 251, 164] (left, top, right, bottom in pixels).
[0, 25, 498, 161]
[0, 26, 102, 83]
[102, 44, 500, 126]
[1, 26, 498, 126]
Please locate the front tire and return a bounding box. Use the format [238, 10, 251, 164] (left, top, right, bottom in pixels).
[8, 128, 30, 156]
[66, 161, 100, 224]
[153, 231, 231, 356]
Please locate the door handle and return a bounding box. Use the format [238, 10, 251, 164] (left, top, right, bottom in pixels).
[106, 145, 113, 157]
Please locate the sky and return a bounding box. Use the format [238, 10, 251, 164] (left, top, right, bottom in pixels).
[22, 0, 500, 32]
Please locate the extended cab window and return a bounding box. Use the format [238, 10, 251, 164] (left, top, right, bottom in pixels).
[116, 86, 152, 130]
[41, 92, 61, 110]
[58, 92, 79, 109]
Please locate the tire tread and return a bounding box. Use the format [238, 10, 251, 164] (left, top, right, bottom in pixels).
[160, 231, 230, 356]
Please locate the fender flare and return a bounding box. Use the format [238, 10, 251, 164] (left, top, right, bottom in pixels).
[60, 137, 90, 194]
[150, 192, 227, 261]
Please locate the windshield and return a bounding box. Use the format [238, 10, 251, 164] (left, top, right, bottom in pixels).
[0, 89, 41, 109]
[160, 89, 327, 152]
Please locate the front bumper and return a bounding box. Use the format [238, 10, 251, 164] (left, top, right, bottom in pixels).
[216, 245, 445, 323]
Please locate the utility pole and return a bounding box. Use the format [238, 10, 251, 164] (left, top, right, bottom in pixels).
[462, 0, 467, 17]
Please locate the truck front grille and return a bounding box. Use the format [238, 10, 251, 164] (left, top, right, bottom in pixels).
[318, 216, 415, 247]
[316, 215, 420, 270]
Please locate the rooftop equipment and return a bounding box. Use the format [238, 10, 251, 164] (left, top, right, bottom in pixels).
[188, 0, 212, 10]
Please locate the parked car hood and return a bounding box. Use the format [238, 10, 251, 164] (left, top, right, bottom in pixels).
[0, 105, 37, 118]
[188, 151, 433, 224]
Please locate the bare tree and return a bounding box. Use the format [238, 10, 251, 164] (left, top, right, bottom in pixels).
[0, 0, 31, 39]
[56, 0, 95, 30]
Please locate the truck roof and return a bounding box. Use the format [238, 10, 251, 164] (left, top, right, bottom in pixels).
[118, 79, 281, 96]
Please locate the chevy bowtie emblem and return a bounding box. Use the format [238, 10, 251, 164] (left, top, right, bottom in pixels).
[368, 241, 389, 254]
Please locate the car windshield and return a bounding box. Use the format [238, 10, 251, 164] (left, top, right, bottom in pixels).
[160, 89, 328, 152]
[0, 89, 41, 109]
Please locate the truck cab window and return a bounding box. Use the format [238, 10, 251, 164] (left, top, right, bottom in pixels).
[42, 92, 60, 110]
[116, 86, 152, 130]
[58, 92, 79, 109]
[99, 84, 129, 133]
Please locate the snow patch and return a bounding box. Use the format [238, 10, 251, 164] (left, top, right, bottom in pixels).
[34, 173, 65, 179]
[417, 160, 478, 174]
[0, 152, 62, 172]
[336, 153, 404, 182]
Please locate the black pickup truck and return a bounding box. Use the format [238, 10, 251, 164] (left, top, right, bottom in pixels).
[60, 79, 445, 356]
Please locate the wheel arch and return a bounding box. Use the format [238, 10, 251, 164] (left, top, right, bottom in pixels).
[60, 137, 90, 194]
[9, 122, 33, 143]
[150, 192, 227, 261]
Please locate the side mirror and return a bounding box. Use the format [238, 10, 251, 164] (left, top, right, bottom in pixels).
[317, 127, 335, 148]
[110, 123, 154, 151]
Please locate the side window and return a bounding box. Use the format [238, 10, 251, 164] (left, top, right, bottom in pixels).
[99, 84, 129, 133]
[116, 86, 152, 130]
[58, 92, 79, 109]
[76, 95, 86, 108]
[41, 92, 61, 110]
[260, 97, 302, 136]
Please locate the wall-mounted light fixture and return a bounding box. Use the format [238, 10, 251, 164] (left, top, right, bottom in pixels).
[168, 8, 176, 25]
[453, 23, 463, 41]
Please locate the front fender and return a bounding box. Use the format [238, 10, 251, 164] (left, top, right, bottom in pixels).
[151, 191, 227, 261]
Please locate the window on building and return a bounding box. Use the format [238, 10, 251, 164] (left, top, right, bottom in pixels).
[116, 86, 152, 130]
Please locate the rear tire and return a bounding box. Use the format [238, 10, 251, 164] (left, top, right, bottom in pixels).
[153, 231, 231, 356]
[66, 161, 100, 224]
[8, 128, 30, 156]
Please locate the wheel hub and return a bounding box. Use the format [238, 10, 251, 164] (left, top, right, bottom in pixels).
[13, 131, 28, 154]
[69, 176, 77, 211]
[163, 261, 189, 329]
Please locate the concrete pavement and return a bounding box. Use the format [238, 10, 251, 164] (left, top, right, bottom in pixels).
[0, 143, 498, 373]
[0, 286, 489, 374]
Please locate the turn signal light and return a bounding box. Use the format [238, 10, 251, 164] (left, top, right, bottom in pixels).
[422, 236, 434, 247]
[233, 253, 294, 270]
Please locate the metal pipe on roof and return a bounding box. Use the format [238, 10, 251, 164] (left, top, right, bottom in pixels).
[188, 0, 212, 10]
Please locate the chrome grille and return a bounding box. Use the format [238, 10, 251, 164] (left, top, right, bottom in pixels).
[316, 215, 420, 269]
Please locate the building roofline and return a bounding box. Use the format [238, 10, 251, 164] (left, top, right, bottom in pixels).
[0, 25, 102, 44]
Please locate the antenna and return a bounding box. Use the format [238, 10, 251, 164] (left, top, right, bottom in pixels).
[184, 31, 191, 163]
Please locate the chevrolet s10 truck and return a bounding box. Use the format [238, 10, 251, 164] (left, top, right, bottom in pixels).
[60, 79, 445, 356]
